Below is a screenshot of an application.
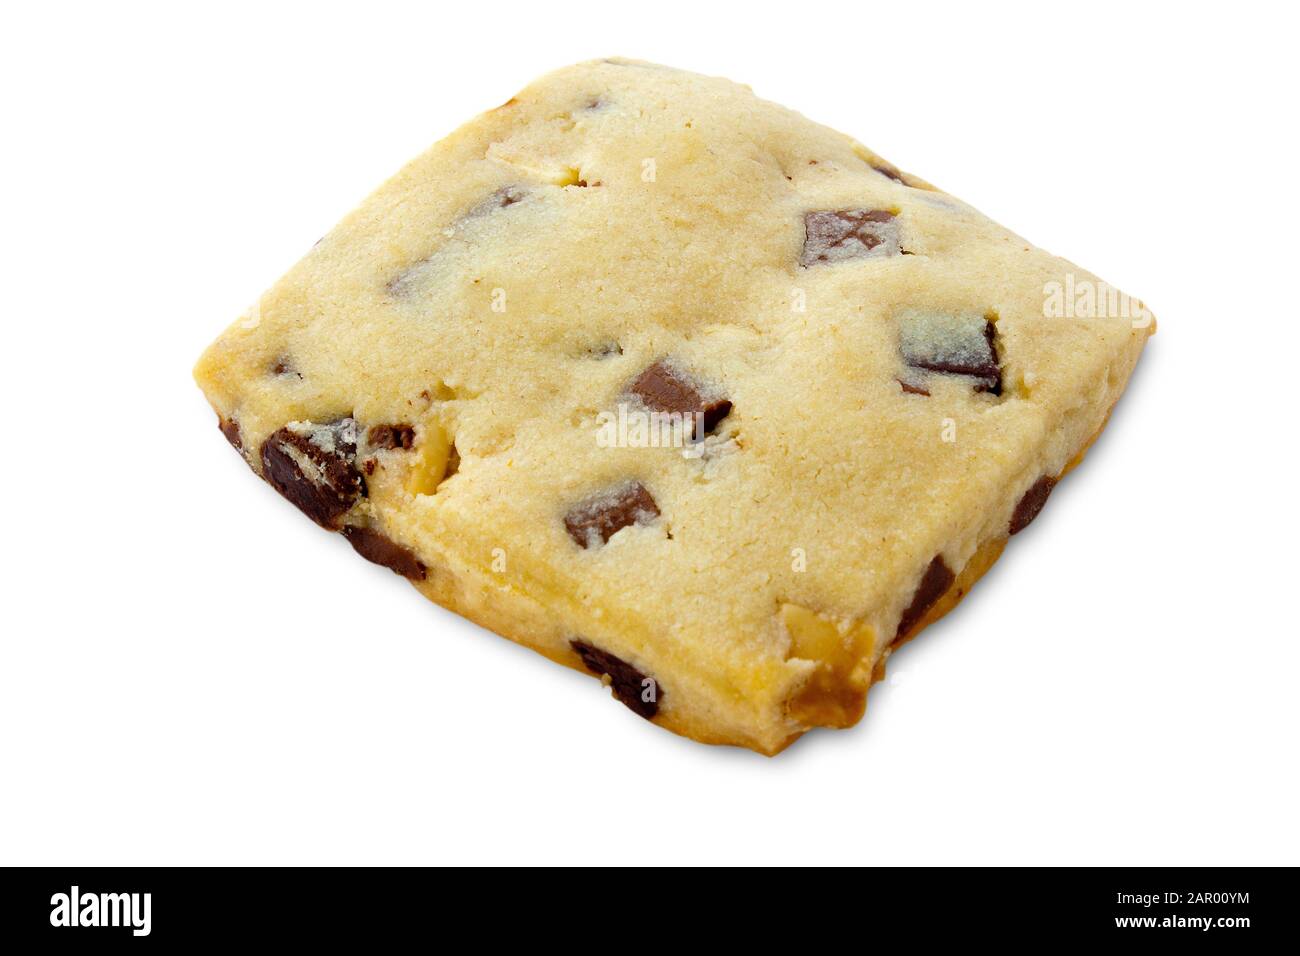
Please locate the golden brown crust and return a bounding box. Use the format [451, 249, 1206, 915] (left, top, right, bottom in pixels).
[866, 407, 1117, 694]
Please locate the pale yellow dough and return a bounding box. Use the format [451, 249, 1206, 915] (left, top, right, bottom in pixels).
[195, 58, 1153, 754]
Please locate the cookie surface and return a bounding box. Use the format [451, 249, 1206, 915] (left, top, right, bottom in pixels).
[195, 58, 1153, 754]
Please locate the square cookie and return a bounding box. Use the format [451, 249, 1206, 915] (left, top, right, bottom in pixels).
[195, 59, 1153, 754]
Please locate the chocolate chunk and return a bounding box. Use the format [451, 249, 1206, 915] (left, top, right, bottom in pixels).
[271, 358, 302, 379]
[367, 423, 416, 450]
[871, 163, 906, 184]
[342, 526, 426, 580]
[627, 360, 731, 437]
[898, 310, 1002, 394]
[896, 556, 955, 640]
[801, 209, 902, 266]
[1009, 476, 1057, 535]
[387, 187, 529, 297]
[898, 378, 930, 396]
[219, 417, 242, 451]
[571, 640, 661, 719]
[260, 420, 366, 529]
[564, 481, 660, 549]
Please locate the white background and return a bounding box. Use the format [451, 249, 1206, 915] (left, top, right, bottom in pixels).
[2, 0, 1297, 866]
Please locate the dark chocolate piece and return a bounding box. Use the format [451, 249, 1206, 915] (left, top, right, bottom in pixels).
[571, 640, 661, 719]
[801, 209, 901, 266]
[271, 358, 302, 379]
[871, 163, 906, 184]
[564, 482, 660, 548]
[367, 423, 416, 450]
[387, 187, 528, 297]
[895, 556, 955, 640]
[898, 378, 930, 396]
[342, 526, 426, 580]
[627, 360, 731, 437]
[260, 421, 366, 529]
[898, 312, 1002, 394]
[219, 417, 242, 451]
[1009, 476, 1057, 535]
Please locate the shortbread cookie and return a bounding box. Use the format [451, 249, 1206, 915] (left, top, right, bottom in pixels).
[195, 58, 1154, 754]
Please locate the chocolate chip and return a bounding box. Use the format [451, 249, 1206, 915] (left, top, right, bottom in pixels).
[571, 640, 661, 719]
[898, 310, 1002, 394]
[627, 360, 731, 437]
[801, 209, 902, 265]
[387, 187, 529, 297]
[896, 556, 955, 640]
[1010, 476, 1057, 535]
[871, 163, 907, 184]
[219, 417, 242, 451]
[342, 525, 426, 580]
[898, 378, 930, 396]
[271, 358, 303, 379]
[564, 481, 659, 549]
[367, 423, 416, 450]
[260, 420, 366, 529]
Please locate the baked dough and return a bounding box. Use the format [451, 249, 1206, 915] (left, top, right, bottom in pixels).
[195, 58, 1153, 753]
